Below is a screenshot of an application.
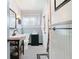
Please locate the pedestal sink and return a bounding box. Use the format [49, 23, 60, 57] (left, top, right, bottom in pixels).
[8, 34, 29, 50]
[8, 34, 29, 59]
[8, 34, 26, 40]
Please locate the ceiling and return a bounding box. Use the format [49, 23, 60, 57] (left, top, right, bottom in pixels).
[14, 0, 48, 11]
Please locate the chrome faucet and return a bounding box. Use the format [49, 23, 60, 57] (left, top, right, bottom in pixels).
[12, 29, 17, 36]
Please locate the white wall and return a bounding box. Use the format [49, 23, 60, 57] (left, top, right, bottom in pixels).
[22, 15, 43, 43]
[51, 0, 72, 24]
[49, 0, 72, 59]
[8, 0, 22, 36]
[41, 2, 50, 50]
[7, 42, 10, 59]
[9, 0, 21, 18]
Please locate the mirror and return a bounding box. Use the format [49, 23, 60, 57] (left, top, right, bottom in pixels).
[9, 8, 16, 29]
[8, 8, 17, 36]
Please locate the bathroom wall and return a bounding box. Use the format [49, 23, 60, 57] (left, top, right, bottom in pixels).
[22, 14, 43, 43]
[8, 0, 22, 36]
[49, 0, 72, 59]
[9, 0, 21, 18]
[41, 1, 50, 50]
[51, 0, 72, 24]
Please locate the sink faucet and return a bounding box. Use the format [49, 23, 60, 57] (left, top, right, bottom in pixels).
[12, 29, 17, 36]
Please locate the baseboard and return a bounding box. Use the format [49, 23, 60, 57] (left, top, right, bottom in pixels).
[39, 43, 43, 45]
[28, 43, 43, 45]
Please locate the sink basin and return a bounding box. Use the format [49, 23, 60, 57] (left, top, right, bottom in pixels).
[8, 34, 26, 40]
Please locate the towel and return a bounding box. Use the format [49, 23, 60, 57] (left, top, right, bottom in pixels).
[24, 34, 30, 50]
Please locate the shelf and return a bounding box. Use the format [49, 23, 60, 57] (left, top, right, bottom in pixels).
[8, 40, 24, 59]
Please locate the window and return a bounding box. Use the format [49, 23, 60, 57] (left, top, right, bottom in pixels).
[22, 16, 40, 27]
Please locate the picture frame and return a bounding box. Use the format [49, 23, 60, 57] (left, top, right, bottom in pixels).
[54, 0, 71, 11]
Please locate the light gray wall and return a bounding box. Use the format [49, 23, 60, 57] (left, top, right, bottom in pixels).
[51, 0, 72, 24]
[23, 27, 43, 43]
[7, 42, 10, 59]
[22, 15, 43, 43]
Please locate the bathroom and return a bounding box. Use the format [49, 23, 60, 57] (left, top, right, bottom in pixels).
[7, 0, 72, 59]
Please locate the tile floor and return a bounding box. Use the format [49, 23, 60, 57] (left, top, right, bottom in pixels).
[21, 45, 48, 59]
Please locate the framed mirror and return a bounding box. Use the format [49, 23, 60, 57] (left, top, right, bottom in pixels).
[54, 0, 71, 11]
[9, 8, 16, 29]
